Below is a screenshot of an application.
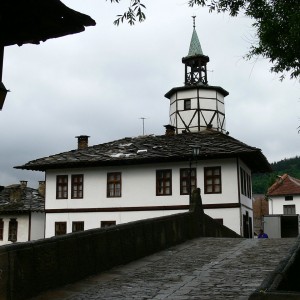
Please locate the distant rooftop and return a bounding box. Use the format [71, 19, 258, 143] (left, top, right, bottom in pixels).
[0, 183, 44, 213]
[267, 174, 300, 196]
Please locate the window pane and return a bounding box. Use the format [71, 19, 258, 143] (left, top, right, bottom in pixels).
[107, 172, 122, 197]
[204, 167, 221, 194]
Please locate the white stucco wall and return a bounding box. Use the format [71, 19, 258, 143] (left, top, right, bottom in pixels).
[0, 215, 29, 245]
[268, 195, 300, 215]
[30, 212, 45, 241]
[169, 88, 226, 133]
[44, 158, 246, 237]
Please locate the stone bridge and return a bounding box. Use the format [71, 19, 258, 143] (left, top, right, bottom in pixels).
[31, 237, 297, 300]
[1, 190, 300, 299]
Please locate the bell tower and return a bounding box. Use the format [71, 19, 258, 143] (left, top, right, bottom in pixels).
[165, 17, 229, 134]
[182, 16, 209, 86]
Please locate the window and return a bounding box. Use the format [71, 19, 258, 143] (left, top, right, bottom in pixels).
[283, 205, 296, 215]
[156, 169, 172, 196]
[184, 99, 191, 110]
[285, 195, 293, 201]
[8, 219, 18, 242]
[101, 221, 116, 228]
[204, 167, 221, 194]
[107, 172, 121, 197]
[55, 222, 67, 236]
[71, 175, 83, 199]
[214, 218, 223, 225]
[72, 221, 84, 232]
[0, 219, 3, 241]
[56, 175, 68, 199]
[180, 168, 197, 195]
[240, 168, 252, 198]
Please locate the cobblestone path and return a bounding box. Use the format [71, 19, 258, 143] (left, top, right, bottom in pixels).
[31, 237, 296, 300]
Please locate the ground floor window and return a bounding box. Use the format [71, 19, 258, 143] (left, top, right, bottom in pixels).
[55, 222, 67, 236]
[8, 218, 18, 242]
[72, 221, 84, 232]
[284, 205, 296, 215]
[0, 219, 3, 240]
[101, 221, 116, 228]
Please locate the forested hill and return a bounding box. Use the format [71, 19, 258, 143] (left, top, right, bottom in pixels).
[252, 156, 300, 194]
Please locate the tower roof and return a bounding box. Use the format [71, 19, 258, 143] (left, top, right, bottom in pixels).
[187, 28, 204, 57]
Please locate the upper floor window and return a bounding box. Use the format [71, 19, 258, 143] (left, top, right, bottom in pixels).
[72, 221, 84, 232]
[180, 168, 197, 195]
[107, 172, 121, 197]
[204, 167, 221, 194]
[56, 175, 68, 199]
[156, 169, 172, 196]
[0, 219, 3, 241]
[8, 218, 18, 242]
[285, 195, 293, 201]
[240, 167, 252, 198]
[71, 175, 84, 199]
[184, 99, 191, 110]
[55, 222, 67, 236]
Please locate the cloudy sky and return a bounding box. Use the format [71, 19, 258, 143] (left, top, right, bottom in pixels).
[1, 0, 299, 188]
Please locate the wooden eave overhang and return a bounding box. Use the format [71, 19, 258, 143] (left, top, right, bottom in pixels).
[15, 131, 271, 173]
[0, 0, 96, 47]
[164, 84, 229, 99]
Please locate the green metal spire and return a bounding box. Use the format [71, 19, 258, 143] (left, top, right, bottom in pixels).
[187, 16, 203, 57]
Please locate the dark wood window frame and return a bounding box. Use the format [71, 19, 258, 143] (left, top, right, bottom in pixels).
[240, 167, 252, 199]
[107, 172, 122, 197]
[56, 175, 68, 199]
[156, 169, 172, 196]
[180, 168, 197, 195]
[285, 195, 294, 201]
[283, 205, 296, 215]
[55, 222, 67, 236]
[204, 166, 222, 194]
[72, 221, 84, 232]
[184, 99, 191, 110]
[101, 221, 116, 228]
[8, 218, 18, 242]
[71, 174, 84, 199]
[0, 219, 3, 241]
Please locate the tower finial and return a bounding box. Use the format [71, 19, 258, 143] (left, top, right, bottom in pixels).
[192, 16, 196, 29]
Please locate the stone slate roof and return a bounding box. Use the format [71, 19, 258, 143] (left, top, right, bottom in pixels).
[15, 130, 271, 173]
[0, 185, 45, 213]
[267, 174, 300, 196]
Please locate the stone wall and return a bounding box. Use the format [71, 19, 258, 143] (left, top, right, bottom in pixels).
[0, 189, 239, 300]
[249, 236, 300, 299]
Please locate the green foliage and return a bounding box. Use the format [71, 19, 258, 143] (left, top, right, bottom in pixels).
[252, 156, 300, 194]
[188, 0, 300, 80]
[108, 0, 146, 26]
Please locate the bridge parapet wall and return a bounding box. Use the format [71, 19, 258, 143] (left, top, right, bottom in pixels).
[0, 189, 239, 300]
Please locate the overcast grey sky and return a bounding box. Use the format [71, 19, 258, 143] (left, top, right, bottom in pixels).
[1, 0, 299, 188]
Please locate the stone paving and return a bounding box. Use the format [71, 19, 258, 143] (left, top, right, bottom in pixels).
[31, 237, 297, 300]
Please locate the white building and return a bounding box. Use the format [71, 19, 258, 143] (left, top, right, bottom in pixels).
[267, 174, 300, 215]
[0, 181, 45, 245]
[264, 174, 300, 238]
[15, 23, 270, 238]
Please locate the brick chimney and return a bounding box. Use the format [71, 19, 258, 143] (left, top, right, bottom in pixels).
[38, 181, 46, 197]
[164, 125, 176, 136]
[20, 180, 27, 189]
[76, 135, 90, 150]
